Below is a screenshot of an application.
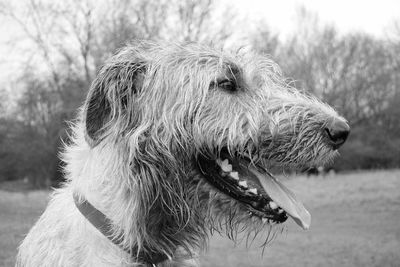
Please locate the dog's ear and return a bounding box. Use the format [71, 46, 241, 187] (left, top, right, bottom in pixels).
[84, 61, 145, 147]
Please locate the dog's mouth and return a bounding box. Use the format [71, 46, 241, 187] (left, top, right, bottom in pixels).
[197, 151, 311, 230]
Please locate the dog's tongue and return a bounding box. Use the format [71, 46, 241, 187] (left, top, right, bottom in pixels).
[248, 166, 311, 230]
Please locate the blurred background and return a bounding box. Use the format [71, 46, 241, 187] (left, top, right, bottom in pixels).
[0, 0, 399, 266]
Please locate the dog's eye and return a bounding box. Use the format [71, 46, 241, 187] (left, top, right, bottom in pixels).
[218, 79, 237, 92]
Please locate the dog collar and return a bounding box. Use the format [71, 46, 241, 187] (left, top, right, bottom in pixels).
[73, 193, 169, 266]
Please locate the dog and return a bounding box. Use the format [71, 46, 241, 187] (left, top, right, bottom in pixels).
[16, 40, 349, 266]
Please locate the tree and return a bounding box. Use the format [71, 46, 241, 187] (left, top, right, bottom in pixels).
[0, 0, 236, 187]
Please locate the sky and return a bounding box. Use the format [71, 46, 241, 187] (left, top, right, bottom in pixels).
[1, 0, 400, 87]
[231, 0, 400, 38]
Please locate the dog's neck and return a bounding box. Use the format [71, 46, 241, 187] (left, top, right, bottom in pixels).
[73, 193, 169, 265]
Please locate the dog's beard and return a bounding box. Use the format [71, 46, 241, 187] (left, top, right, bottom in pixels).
[194, 179, 287, 250]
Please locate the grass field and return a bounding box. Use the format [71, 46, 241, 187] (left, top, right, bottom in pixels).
[1, 170, 399, 266]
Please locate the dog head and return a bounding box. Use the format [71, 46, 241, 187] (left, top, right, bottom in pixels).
[82, 40, 349, 253]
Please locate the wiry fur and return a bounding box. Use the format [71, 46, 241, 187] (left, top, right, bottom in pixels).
[17, 41, 346, 266]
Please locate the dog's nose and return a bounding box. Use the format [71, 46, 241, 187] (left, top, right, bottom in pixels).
[324, 120, 350, 149]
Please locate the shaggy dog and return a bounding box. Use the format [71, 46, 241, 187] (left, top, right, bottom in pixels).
[17, 41, 349, 266]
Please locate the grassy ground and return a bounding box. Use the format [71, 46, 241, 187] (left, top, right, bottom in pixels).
[1, 170, 399, 266]
[0, 190, 49, 267]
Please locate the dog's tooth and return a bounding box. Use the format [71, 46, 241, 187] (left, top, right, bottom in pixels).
[238, 180, 248, 188]
[229, 171, 239, 180]
[262, 218, 268, 224]
[269, 201, 278, 209]
[247, 188, 257, 195]
[278, 208, 284, 214]
[220, 159, 232, 172]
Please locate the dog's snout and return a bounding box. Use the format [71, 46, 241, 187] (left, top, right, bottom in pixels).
[324, 120, 350, 149]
